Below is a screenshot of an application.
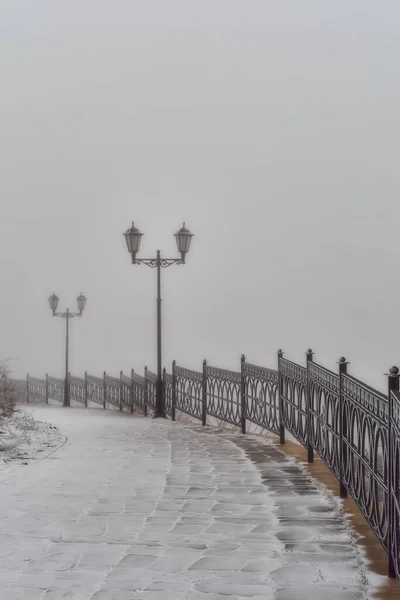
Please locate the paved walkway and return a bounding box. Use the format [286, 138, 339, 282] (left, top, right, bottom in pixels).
[0, 407, 369, 599]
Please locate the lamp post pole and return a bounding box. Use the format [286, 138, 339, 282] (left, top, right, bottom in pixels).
[156, 251, 163, 417]
[124, 223, 194, 419]
[48, 293, 87, 407]
[65, 308, 69, 407]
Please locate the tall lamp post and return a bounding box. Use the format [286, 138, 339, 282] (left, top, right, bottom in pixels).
[48, 293, 87, 407]
[124, 222, 194, 418]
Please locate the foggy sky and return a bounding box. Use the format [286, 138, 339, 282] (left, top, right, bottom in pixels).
[1, 1, 399, 390]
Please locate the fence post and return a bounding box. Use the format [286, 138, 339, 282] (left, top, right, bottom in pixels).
[119, 371, 123, 412]
[162, 367, 167, 416]
[338, 357, 348, 499]
[26, 374, 30, 404]
[202, 360, 207, 427]
[240, 355, 246, 434]
[68, 372, 71, 406]
[130, 369, 134, 414]
[277, 350, 285, 444]
[84, 371, 88, 408]
[387, 365, 399, 579]
[306, 349, 314, 463]
[144, 366, 148, 417]
[171, 361, 176, 422]
[103, 371, 106, 409]
[45, 374, 49, 404]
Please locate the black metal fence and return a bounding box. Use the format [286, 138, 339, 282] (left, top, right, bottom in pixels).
[11, 350, 400, 581]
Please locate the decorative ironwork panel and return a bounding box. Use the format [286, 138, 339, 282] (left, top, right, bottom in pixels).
[47, 377, 64, 403]
[146, 370, 157, 411]
[27, 377, 47, 402]
[175, 365, 203, 420]
[280, 358, 308, 446]
[206, 365, 241, 427]
[104, 375, 120, 407]
[120, 374, 132, 409]
[164, 371, 173, 416]
[390, 390, 400, 578]
[342, 373, 389, 550]
[308, 362, 340, 478]
[243, 362, 279, 434]
[10, 379, 27, 402]
[86, 375, 104, 405]
[69, 376, 85, 404]
[132, 372, 146, 411]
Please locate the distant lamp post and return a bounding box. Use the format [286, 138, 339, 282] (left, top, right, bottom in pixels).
[48, 292, 87, 407]
[124, 222, 194, 418]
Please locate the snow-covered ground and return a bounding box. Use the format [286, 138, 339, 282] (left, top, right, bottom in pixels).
[0, 406, 65, 482]
[0, 406, 387, 599]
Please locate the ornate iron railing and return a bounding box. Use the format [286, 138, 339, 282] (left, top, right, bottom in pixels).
[145, 368, 157, 413]
[205, 363, 241, 427]
[173, 362, 204, 422]
[308, 361, 340, 478]
[11, 350, 400, 582]
[342, 373, 389, 550]
[279, 357, 308, 447]
[47, 376, 64, 403]
[132, 371, 146, 413]
[242, 358, 280, 435]
[163, 369, 173, 417]
[120, 371, 133, 412]
[69, 375, 86, 405]
[104, 373, 120, 408]
[389, 390, 400, 579]
[86, 374, 104, 406]
[27, 376, 47, 403]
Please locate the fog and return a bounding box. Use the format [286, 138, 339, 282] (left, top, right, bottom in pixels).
[1, 1, 399, 390]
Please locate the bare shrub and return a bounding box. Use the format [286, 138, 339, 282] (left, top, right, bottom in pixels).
[0, 361, 16, 421]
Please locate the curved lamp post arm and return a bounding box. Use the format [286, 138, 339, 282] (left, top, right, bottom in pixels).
[134, 257, 183, 268]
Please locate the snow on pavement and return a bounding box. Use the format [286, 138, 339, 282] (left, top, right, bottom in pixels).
[0, 406, 374, 599]
[0, 408, 65, 483]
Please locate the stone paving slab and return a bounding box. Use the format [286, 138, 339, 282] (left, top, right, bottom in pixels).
[0, 407, 369, 599]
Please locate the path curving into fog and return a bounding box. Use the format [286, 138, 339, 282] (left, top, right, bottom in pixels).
[0, 406, 370, 599]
